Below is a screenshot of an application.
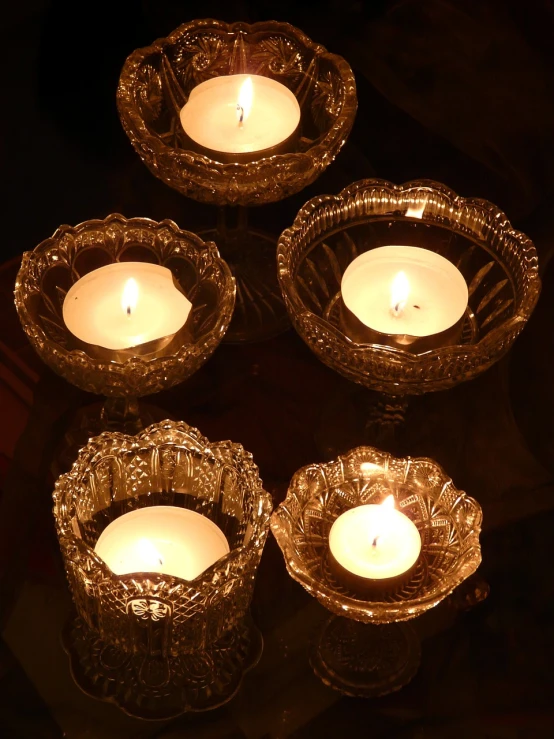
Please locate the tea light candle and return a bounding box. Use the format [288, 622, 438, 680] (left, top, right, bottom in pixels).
[63, 262, 192, 353]
[328, 496, 421, 594]
[95, 506, 230, 581]
[340, 246, 468, 351]
[180, 74, 301, 163]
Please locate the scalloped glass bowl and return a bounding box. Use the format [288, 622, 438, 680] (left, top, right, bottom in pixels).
[271, 446, 482, 625]
[53, 420, 272, 653]
[117, 18, 357, 207]
[277, 179, 541, 395]
[14, 214, 235, 398]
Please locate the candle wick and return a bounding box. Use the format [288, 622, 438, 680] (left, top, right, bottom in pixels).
[126, 305, 131, 317]
[372, 535, 379, 548]
[237, 104, 244, 126]
[158, 557, 163, 566]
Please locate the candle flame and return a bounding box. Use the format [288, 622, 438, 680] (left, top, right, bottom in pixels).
[390, 271, 410, 317]
[370, 496, 395, 549]
[405, 197, 428, 219]
[136, 538, 164, 569]
[121, 278, 139, 317]
[236, 77, 253, 125]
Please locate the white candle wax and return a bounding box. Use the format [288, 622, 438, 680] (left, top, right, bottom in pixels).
[63, 262, 192, 351]
[329, 498, 421, 580]
[95, 506, 230, 581]
[180, 74, 301, 157]
[341, 246, 468, 338]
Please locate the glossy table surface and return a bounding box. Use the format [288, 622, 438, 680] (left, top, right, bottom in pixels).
[3, 2, 554, 737]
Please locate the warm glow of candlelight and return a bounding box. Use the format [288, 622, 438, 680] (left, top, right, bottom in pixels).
[121, 277, 139, 317]
[236, 76, 254, 125]
[370, 495, 396, 547]
[390, 271, 410, 317]
[136, 538, 164, 569]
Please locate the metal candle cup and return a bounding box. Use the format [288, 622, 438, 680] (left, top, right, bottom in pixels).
[340, 246, 468, 352]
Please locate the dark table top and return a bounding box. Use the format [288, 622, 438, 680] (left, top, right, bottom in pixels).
[3, 2, 554, 737]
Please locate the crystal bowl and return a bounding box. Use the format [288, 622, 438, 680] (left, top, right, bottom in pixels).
[53, 420, 272, 653]
[271, 446, 482, 624]
[14, 214, 235, 398]
[117, 18, 357, 207]
[277, 179, 541, 395]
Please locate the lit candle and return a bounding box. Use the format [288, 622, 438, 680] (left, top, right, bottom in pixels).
[95, 506, 230, 581]
[180, 74, 301, 163]
[328, 496, 421, 595]
[63, 262, 192, 356]
[340, 245, 468, 351]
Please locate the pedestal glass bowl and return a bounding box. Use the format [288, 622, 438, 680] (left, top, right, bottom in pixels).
[277, 178, 540, 395]
[53, 420, 272, 719]
[117, 18, 357, 342]
[14, 213, 234, 437]
[271, 446, 482, 696]
[117, 19, 357, 207]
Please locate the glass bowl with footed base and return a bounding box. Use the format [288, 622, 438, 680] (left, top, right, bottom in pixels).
[14, 214, 235, 468]
[117, 18, 357, 342]
[270, 446, 482, 697]
[277, 178, 540, 452]
[53, 420, 272, 719]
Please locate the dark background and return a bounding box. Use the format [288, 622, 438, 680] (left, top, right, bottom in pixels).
[5, 0, 554, 265]
[4, 2, 554, 737]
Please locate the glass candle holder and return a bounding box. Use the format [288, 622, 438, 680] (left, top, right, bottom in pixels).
[53, 420, 272, 719]
[271, 446, 482, 696]
[14, 214, 235, 461]
[277, 178, 540, 451]
[117, 18, 357, 342]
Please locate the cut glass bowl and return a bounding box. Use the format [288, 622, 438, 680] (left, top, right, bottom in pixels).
[14, 213, 235, 399]
[277, 178, 540, 395]
[117, 18, 357, 207]
[271, 445, 482, 625]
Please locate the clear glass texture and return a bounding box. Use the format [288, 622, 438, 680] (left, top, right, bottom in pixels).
[117, 19, 357, 206]
[277, 179, 541, 395]
[53, 420, 273, 654]
[271, 446, 482, 624]
[14, 214, 235, 398]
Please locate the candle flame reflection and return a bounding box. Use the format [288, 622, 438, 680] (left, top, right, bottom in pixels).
[405, 197, 428, 219]
[390, 271, 410, 317]
[136, 538, 164, 569]
[236, 77, 253, 126]
[121, 278, 139, 317]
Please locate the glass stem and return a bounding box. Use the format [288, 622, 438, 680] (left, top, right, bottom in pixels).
[101, 397, 143, 435]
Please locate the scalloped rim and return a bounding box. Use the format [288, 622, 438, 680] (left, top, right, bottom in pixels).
[116, 18, 357, 172]
[54, 419, 273, 588]
[14, 213, 235, 376]
[270, 445, 483, 623]
[277, 178, 541, 366]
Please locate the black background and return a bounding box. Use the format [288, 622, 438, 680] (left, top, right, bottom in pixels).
[4, 3, 554, 737]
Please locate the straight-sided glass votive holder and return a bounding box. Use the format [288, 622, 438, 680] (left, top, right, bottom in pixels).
[14, 214, 234, 465]
[271, 446, 482, 697]
[277, 179, 540, 451]
[53, 420, 272, 719]
[117, 19, 357, 342]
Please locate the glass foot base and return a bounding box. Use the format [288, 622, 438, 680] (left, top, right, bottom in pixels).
[202, 227, 290, 343]
[310, 616, 421, 698]
[62, 614, 263, 720]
